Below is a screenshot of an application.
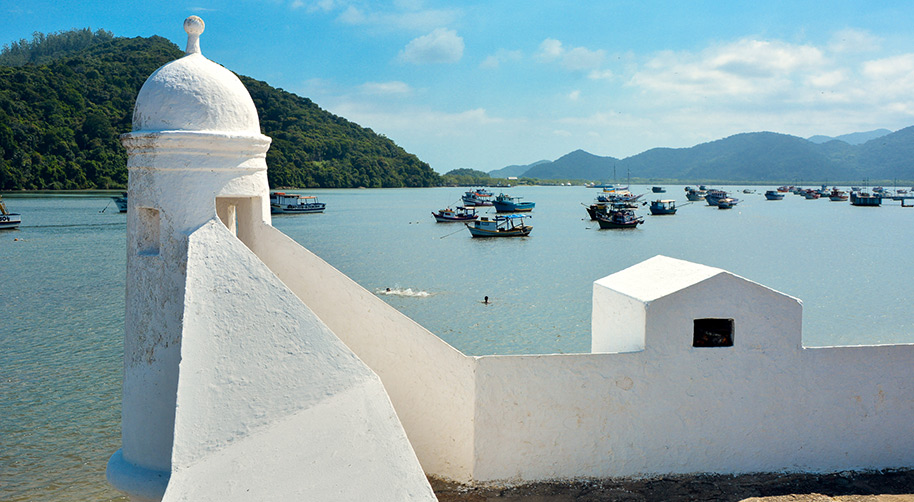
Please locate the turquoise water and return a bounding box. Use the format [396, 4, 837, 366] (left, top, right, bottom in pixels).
[1, 187, 912, 500]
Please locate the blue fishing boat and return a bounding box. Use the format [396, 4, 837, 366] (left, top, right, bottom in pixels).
[850, 191, 881, 206]
[684, 186, 706, 201]
[717, 197, 739, 209]
[492, 193, 535, 212]
[649, 199, 677, 215]
[764, 190, 784, 200]
[466, 214, 532, 237]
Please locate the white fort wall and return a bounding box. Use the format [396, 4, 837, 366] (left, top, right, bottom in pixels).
[250, 245, 914, 484]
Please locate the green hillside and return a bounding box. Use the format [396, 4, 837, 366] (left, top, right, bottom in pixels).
[0, 30, 441, 190]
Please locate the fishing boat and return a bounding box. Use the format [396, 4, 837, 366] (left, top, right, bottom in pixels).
[652, 186, 666, 193]
[716, 197, 739, 209]
[649, 199, 677, 215]
[270, 192, 326, 214]
[595, 205, 644, 229]
[764, 190, 785, 200]
[803, 189, 820, 199]
[850, 190, 881, 206]
[461, 188, 495, 206]
[829, 188, 848, 201]
[705, 189, 728, 206]
[492, 193, 535, 212]
[684, 186, 706, 201]
[466, 214, 532, 237]
[432, 206, 478, 222]
[112, 192, 128, 212]
[0, 196, 21, 230]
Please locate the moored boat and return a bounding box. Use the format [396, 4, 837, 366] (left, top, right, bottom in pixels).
[652, 186, 666, 193]
[764, 190, 784, 200]
[432, 206, 478, 222]
[462, 188, 494, 206]
[270, 192, 326, 214]
[705, 189, 728, 206]
[0, 195, 21, 230]
[112, 193, 128, 212]
[850, 191, 881, 206]
[685, 186, 706, 201]
[829, 188, 848, 201]
[466, 214, 532, 237]
[596, 204, 644, 229]
[649, 199, 677, 215]
[716, 197, 739, 209]
[492, 193, 535, 212]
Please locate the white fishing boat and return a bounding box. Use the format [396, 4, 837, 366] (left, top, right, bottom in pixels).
[270, 192, 326, 214]
[0, 196, 21, 229]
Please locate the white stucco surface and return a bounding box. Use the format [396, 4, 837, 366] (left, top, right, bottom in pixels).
[160, 220, 434, 501]
[285, 253, 914, 484]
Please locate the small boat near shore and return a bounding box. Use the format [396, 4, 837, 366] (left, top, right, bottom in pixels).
[685, 186, 706, 201]
[765, 190, 784, 200]
[466, 214, 532, 237]
[270, 192, 326, 214]
[432, 206, 478, 222]
[0, 196, 21, 230]
[492, 193, 535, 212]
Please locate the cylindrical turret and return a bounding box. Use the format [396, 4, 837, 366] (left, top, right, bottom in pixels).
[107, 16, 272, 501]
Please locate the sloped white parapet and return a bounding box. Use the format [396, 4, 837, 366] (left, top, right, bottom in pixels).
[160, 220, 434, 501]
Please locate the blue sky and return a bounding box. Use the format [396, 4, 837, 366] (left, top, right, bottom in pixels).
[4, 1, 914, 173]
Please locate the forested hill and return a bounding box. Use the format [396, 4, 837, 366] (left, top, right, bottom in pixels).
[0, 30, 441, 190]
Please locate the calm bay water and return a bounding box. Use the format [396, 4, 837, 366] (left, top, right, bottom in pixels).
[1, 186, 912, 500]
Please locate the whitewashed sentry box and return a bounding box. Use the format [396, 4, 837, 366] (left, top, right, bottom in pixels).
[106, 17, 435, 502]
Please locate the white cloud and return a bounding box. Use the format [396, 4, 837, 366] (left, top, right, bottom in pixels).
[480, 49, 523, 69]
[399, 28, 464, 64]
[630, 38, 826, 99]
[588, 69, 614, 81]
[333, 3, 461, 32]
[536, 38, 605, 71]
[568, 90, 581, 101]
[359, 81, 413, 95]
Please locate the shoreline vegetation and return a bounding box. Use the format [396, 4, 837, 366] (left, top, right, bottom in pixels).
[430, 469, 914, 501]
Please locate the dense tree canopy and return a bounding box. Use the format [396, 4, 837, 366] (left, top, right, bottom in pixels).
[0, 30, 442, 190]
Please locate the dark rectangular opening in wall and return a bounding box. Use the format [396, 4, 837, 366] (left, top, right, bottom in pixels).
[693, 318, 734, 347]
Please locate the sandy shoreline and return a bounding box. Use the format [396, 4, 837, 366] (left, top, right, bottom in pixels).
[430, 470, 914, 501]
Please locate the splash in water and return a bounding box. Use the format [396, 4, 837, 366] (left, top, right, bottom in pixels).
[377, 287, 431, 298]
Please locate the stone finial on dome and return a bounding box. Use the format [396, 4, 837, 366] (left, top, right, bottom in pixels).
[184, 16, 205, 55]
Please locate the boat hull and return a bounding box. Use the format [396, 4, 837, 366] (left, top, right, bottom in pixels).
[492, 201, 534, 212]
[466, 225, 532, 237]
[0, 214, 21, 229]
[271, 204, 325, 214]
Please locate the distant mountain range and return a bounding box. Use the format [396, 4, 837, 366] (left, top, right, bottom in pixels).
[493, 128, 913, 183]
